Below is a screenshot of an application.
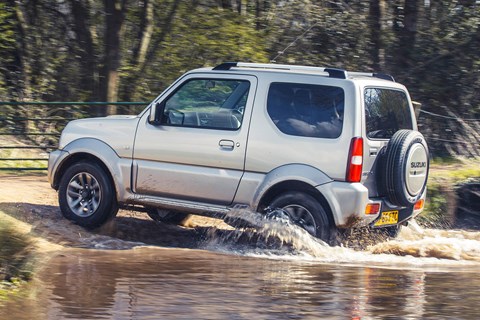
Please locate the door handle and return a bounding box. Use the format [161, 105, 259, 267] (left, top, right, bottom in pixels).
[219, 139, 235, 150]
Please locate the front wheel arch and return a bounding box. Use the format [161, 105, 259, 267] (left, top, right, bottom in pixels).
[54, 153, 116, 194]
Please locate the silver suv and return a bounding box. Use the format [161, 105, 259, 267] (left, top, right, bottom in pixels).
[48, 62, 429, 243]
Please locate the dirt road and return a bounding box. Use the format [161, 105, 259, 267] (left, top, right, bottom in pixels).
[0, 174, 229, 250]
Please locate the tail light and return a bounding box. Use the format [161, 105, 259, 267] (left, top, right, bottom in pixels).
[414, 199, 425, 211]
[365, 202, 381, 215]
[346, 137, 363, 182]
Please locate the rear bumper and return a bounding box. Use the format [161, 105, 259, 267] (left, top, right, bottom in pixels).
[316, 181, 425, 228]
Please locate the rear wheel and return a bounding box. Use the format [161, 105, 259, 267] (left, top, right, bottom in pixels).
[268, 191, 335, 243]
[146, 208, 190, 225]
[58, 162, 118, 229]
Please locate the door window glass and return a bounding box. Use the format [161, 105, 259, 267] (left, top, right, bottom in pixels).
[162, 79, 250, 130]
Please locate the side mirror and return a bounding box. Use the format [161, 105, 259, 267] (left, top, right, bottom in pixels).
[149, 102, 165, 125]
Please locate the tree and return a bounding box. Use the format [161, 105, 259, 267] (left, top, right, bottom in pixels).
[0, 0, 478, 157]
[369, 0, 386, 71]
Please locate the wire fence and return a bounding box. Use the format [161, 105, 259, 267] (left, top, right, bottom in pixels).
[0, 101, 478, 171]
[417, 107, 480, 159]
[0, 102, 148, 170]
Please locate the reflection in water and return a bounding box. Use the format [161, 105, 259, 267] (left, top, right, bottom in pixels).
[2, 207, 480, 319]
[1, 248, 479, 319]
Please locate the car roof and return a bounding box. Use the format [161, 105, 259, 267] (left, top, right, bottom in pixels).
[191, 62, 396, 83]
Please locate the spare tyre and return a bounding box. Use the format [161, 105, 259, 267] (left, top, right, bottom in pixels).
[377, 129, 429, 207]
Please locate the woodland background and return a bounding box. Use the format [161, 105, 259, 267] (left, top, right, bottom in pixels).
[0, 0, 479, 157]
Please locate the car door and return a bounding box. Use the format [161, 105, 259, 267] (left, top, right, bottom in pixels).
[362, 86, 414, 196]
[133, 73, 257, 205]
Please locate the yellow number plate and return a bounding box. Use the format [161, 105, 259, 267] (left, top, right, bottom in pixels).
[374, 210, 399, 227]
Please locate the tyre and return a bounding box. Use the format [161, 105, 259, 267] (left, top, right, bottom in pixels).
[58, 161, 118, 228]
[378, 130, 429, 207]
[268, 191, 335, 243]
[146, 208, 190, 225]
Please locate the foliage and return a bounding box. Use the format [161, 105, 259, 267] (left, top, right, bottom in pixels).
[0, 0, 478, 157]
[121, 3, 268, 101]
[0, 218, 34, 291]
[417, 182, 452, 228]
[417, 161, 480, 228]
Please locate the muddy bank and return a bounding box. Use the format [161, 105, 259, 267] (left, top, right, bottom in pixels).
[0, 174, 234, 251]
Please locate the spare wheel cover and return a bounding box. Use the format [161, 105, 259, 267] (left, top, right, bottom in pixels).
[405, 143, 429, 196]
[383, 129, 429, 206]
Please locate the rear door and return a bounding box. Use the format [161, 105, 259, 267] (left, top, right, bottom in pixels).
[133, 73, 257, 204]
[363, 86, 415, 195]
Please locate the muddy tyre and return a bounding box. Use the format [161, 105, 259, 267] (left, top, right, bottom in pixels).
[268, 191, 335, 243]
[378, 130, 429, 207]
[58, 162, 118, 229]
[146, 208, 190, 225]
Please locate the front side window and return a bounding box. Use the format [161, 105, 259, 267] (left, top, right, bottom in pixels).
[364, 88, 413, 139]
[161, 79, 250, 130]
[267, 82, 344, 138]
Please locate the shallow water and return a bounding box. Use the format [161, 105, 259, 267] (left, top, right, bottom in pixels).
[2, 247, 479, 320]
[2, 209, 480, 319]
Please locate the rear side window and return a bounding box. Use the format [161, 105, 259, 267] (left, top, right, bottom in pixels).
[364, 88, 413, 139]
[267, 82, 344, 138]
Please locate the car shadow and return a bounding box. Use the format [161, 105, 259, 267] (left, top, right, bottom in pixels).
[0, 202, 264, 251]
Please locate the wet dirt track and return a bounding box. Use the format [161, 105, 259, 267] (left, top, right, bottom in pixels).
[1, 174, 480, 319]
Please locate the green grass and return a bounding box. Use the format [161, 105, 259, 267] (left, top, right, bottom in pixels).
[430, 159, 480, 181]
[0, 218, 34, 300]
[417, 159, 480, 228]
[0, 160, 48, 170]
[0, 142, 48, 171]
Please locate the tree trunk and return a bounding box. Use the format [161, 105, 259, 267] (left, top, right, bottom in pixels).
[121, 0, 181, 102]
[9, 0, 31, 100]
[103, 0, 126, 115]
[70, 0, 99, 102]
[133, 0, 154, 66]
[237, 0, 247, 15]
[396, 0, 419, 71]
[369, 0, 385, 71]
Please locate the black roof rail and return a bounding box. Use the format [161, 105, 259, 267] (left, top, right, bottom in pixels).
[324, 68, 347, 79]
[213, 62, 237, 70]
[373, 73, 395, 82]
[212, 62, 392, 81]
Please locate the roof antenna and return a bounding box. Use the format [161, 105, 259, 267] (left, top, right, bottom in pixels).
[270, 21, 319, 63]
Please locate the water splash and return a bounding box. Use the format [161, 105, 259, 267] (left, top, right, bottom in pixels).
[370, 220, 480, 262]
[202, 207, 480, 267]
[203, 206, 331, 257]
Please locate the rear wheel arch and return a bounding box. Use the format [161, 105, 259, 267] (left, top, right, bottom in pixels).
[257, 180, 335, 227]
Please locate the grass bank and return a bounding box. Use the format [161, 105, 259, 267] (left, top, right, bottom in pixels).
[417, 159, 480, 228]
[0, 215, 34, 300]
[0, 206, 61, 302]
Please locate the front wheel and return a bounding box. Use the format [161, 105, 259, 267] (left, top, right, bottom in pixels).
[58, 162, 118, 229]
[268, 192, 335, 244]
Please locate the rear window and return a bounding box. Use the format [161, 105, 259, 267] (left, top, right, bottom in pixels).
[267, 82, 344, 138]
[364, 88, 413, 139]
